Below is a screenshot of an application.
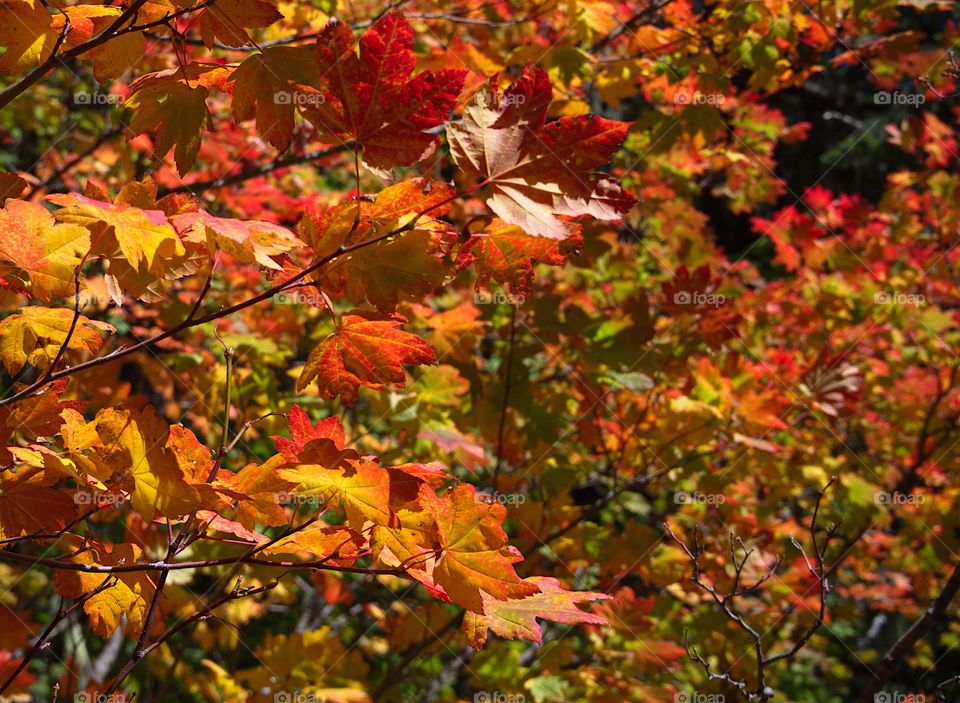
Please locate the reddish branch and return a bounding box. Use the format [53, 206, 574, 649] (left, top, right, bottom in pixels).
[0, 542, 403, 575]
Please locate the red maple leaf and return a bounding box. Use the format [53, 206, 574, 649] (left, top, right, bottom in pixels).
[299, 13, 467, 168]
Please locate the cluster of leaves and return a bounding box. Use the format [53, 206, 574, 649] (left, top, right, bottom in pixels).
[1, 0, 960, 702]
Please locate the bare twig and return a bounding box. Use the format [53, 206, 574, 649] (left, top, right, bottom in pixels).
[664, 477, 841, 702]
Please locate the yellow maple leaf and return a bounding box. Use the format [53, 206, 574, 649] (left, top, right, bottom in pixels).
[54, 542, 156, 638]
[91, 406, 200, 520]
[0, 306, 113, 375]
[0, 0, 58, 75]
[0, 199, 89, 302]
[48, 192, 185, 272]
[280, 459, 392, 530]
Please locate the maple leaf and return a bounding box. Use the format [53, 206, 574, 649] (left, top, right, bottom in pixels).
[165, 425, 238, 513]
[220, 454, 296, 529]
[296, 310, 437, 405]
[90, 406, 200, 520]
[280, 459, 392, 530]
[370, 503, 438, 586]
[54, 542, 156, 638]
[232, 45, 320, 150]
[53, 5, 121, 46]
[428, 483, 540, 612]
[332, 227, 455, 311]
[272, 405, 358, 466]
[660, 264, 718, 314]
[0, 172, 27, 203]
[302, 179, 458, 311]
[124, 63, 231, 174]
[260, 523, 365, 564]
[448, 65, 634, 238]
[165, 424, 215, 481]
[171, 209, 304, 270]
[463, 576, 609, 648]
[48, 186, 197, 303]
[456, 216, 584, 296]
[52, 5, 144, 80]
[421, 303, 486, 364]
[0, 466, 77, 539]
[48, 192, 185, 273]
[298, 13, 466, 168]
[193, 510, 268, 544]
[0, 306, 114, 375]
[0, 0, 57, 75]
[6, 380, 82, 442]
[0, 199, 89, 301]
[197, 0, 283, 48]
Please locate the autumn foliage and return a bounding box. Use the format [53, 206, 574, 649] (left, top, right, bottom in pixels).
[0, 1, 959, 702]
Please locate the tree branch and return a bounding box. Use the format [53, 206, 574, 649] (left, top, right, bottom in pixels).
[858, 560, 960, 703]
